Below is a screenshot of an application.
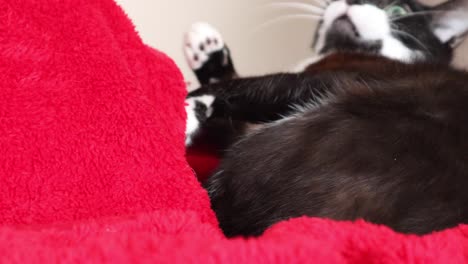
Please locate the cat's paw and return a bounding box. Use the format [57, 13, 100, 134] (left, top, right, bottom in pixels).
[184, 22, 237, 85]
[184, 22, 225, 71]
[185, 95, 215, 146]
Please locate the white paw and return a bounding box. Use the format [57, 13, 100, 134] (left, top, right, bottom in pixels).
[185, 95, 216, 146]
[184, 22, 225, 70]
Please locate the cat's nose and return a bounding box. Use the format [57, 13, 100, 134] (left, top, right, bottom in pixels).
[329, 16, 359, 39]
[320, 16, 361, 53]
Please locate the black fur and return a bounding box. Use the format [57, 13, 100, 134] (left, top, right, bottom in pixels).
[194, 46, 238, 85]
[205, 54, 468, 237]
[187, 0, 468, 237]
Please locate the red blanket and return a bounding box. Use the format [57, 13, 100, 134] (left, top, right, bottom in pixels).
[1, 0, 467, 262]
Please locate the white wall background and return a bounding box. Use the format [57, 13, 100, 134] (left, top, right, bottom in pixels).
[114, 0, 319, 87]
[115, 0, 467, 88]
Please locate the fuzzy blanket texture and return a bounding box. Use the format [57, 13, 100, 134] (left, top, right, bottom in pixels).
[1, 0, 468, 262]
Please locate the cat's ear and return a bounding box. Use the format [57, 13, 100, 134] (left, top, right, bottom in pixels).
[430, 0, 468, 47]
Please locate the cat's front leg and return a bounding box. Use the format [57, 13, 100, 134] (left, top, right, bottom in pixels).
[183, 73, 329, 146]
[184, 22, 238, 86]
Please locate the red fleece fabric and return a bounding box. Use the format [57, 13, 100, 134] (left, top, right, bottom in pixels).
[186, 143, 219, 182]
[1, 0, 467, 262]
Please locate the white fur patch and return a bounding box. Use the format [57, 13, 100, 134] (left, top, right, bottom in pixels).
[185, 95, 215, 146]
[184, 22, 225, 70]
[380, 37, 414, 62]
[315, 0, 348, 53]
[348, 4, 414, 62]
[433, 10, 468, 43]
[185, 100, 198, 146]
[347, 4, 390, 40]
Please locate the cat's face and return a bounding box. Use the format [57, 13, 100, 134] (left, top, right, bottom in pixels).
[313, 0, 468, 63]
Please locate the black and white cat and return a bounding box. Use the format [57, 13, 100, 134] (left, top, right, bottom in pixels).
[184, 0, 468, 237]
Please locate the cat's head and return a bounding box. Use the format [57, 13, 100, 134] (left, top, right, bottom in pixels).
[313, 0, 468, 63]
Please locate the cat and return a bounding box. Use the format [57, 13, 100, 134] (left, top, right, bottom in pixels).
[184, 0, 468, 237]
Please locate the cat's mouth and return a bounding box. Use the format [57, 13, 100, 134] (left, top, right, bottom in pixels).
[320, 15, 382, 54]
[331, 16, 360, 39]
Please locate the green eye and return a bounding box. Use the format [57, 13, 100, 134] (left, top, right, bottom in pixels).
[385, 5, 408, 17]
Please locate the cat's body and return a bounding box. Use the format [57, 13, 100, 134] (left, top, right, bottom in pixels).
[206, 53, 468, 237]
[184, 0, 468, 237]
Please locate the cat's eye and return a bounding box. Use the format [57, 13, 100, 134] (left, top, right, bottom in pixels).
[385, 5, 408, 18]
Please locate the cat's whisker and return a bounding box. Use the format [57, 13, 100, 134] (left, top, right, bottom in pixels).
[267, 2, 325, 15]
[390, 10, 448, 22]
[305, 0, 329, 8]
[383, 0, 399, 11]
[314, 0, 331, 4]
[250, 14, 322, 36]
[392, 29, 430, 53]
[276, 0, 328, 8]
[308, 0, 331, 8]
